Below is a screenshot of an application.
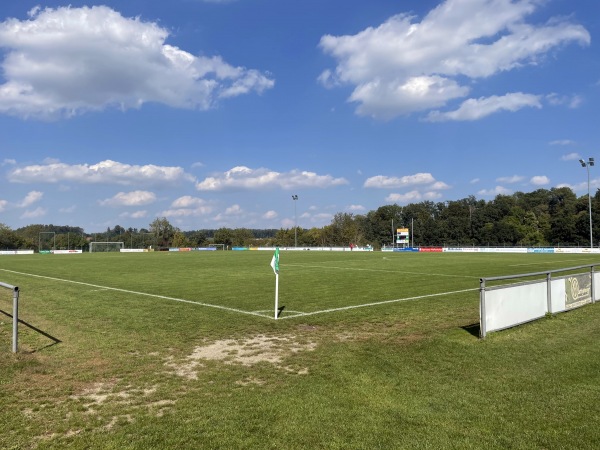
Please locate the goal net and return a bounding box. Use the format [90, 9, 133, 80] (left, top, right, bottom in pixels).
[209, 244, 226, 251]
[89, 242, 124, 253]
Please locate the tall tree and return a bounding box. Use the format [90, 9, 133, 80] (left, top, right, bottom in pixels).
[0, 223, 24, 249]
[149, 217, 177, 248]
[213, 228, 233, 248]
[232, 228, 254, 246]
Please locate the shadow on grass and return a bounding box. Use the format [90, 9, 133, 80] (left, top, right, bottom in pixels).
[0, 308, 62, 353]
[277, 305, 286, 318]
[462, 322, 480, 338]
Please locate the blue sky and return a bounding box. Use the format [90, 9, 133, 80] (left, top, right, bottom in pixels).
[0, 0, 598, 232]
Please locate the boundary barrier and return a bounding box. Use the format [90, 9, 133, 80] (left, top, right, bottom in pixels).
[383, 247, 600, 254]
[480, 264, 598, 338]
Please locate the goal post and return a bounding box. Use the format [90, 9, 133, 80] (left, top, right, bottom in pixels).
[209, 244, 226, 251]
[89, 242, 125, 253]
[39, 232, 56, 253]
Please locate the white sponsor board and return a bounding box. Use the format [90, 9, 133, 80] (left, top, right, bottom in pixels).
[0, 250, 34, 255]
[481, 265, 599, 337]
[53, 250, 83, 254]
[554, 248, 600, 254]
[484, 281, 547, 333]
[257, 247, 373, 252]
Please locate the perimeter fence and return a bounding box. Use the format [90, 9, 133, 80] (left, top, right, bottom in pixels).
[480, 264, 598, 338]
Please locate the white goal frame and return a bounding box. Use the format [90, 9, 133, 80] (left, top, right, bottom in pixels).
[39, 232, 56, 252]
[209, 244, 226, 251]
[89, 242, 125, 253]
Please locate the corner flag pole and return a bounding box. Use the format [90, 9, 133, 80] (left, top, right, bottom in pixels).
[274, 271, 279, 320]
[270, 247, 280, 319]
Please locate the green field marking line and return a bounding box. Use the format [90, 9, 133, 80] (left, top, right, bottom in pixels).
[287, 263, 478, 279]
[278, 287, 478, 320]
[0, 268, 268, 319]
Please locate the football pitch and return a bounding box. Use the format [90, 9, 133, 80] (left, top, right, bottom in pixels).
[1, 251, 599, 449]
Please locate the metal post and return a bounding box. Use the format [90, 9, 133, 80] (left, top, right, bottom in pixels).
[0, 282, 19, 353]
[546, 272, 553, 314]
[479, 278, 486, 338]
[591, 265, 596, 304]
[292, 195, 298, 247]
[580, 158, 594, 249]
[12, 286, 19, 353]
[587, 165, 593, 249]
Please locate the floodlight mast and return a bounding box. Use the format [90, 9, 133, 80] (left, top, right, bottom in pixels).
[579, 158, 595, 249]
[292, 195, 299, 247]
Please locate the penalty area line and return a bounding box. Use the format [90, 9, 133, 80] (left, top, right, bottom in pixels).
[0, 268, 267, 320]
[277, 287, 478, 320]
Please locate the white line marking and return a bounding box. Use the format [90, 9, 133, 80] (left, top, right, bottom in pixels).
[1, 269, 477, 321]
[277, 287, 478, 320]
[0, 269, 267, 319]
[252, 310, 305, 318]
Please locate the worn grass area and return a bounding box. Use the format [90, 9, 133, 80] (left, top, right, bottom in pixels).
[0, 251, 599, 449]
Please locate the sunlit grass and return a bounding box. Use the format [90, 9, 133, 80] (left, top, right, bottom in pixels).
[1, 251, 599, 449]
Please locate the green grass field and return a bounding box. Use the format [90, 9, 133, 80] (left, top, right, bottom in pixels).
[1, 251, 599, 449]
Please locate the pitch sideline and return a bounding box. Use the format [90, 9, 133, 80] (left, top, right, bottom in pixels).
[0, 268, 267, 319]
[1, 268, 478, 321]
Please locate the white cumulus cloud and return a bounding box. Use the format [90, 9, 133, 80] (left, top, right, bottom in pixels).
[561, 153, 581, 161]
[20, 206, 47, 219]
[263, 210, 278, 220]
[119, 210, 148, 219]
[551, 140, 577, 146]
[0, 6, 274, 119]
[496, 175, 524, 184]
[17, 190, 43, 207]
[478, 186, 512, 196]
[364, 173, 435, 188]
[385, 190, 442, 203]
[530, 176, 550, 186]
[426, 93, 542, 122]
[9, 160, 194, 186]
[347, 204, 366, 212]
[196, 166, 348, 191]
[319, 0, 589, 120]
[99, 190, 156, 207]
[160, 196, 213, 218]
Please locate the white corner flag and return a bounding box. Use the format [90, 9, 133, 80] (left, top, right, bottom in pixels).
[270, 247, 280, 319]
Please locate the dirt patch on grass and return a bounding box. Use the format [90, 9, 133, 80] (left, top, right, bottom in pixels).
[167, 334, 317, 380]
[68, 381, 173, 419]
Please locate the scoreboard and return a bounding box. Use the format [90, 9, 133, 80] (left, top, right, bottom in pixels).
[396, 228, 410, 245]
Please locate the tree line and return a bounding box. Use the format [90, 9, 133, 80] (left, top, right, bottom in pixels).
[1, 187, 599, 251]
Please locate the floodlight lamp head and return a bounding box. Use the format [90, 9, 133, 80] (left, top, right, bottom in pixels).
[580, 159, 586, 167]
[589, 158, 595, 166]
[292, 195, 298, 200]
